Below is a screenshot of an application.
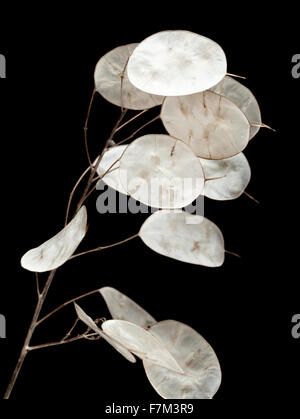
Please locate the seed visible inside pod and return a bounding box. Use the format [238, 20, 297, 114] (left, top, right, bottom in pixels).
[143, 320, 221, 399]
[139, 210, 224, 267]
[201, 153, 251, 200]
[100, 286, 156, 329]
[21, 206, 87, 273]
[94, 43, 163, 110]
[161, 91, 250, 160]
[127, 30, 227, 96]
[119, 134, 204, 209]
[210, 76, 261, 139]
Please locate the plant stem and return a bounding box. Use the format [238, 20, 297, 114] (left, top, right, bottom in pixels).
[75, 109, 128, 214]
[115, 109, 148, 132]
[243, 191, 260, 204]
[65, 165, 92, 226]
[27, 332, 99, 351]
[3, 269, 56, 399]
[113, 114, 160, 147]
[37, 289, 103, 326]
[84, 88, 96, 166]
[70, 233, 139, 259]
[3, 97, 131, 399]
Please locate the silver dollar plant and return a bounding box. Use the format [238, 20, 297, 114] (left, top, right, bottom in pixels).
[3, 30, 272, 399]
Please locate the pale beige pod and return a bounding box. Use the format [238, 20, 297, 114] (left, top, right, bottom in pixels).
[94, 44, 163, 110]
[139, 210, 225, 267]
[161, 91, 250, 160]
[210, 76, 262, 139]
[95, 146, 128, 195]
[127, 30, 227, 96]
[74, 303, 136, 363]
[119, 134, 205, 209]
[102, 320, 183, 373]
[201, 152, 251, 200]
[100, 287, 156, 329]
[21, 206, 87, 273]
[143, 320, 222, 399]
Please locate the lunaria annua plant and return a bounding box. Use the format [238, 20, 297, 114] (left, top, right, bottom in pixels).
[3, 29, 272, 399]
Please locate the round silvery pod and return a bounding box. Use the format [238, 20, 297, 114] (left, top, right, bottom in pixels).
[95, 146, 128, 195]
[21, 207, 87, 272]
[139, 210, 224, 267]
[161, 91, 250, 160]
[119, 134, 205, 209]
[100, 287, 156, 329]
[74, 303, 136, 363]
[127, 30, 227, 96]
[201, 153, 251, 200]
[94, 44, 164, 110]
[210, 76, 261, 139]
[143, 320, 221, 399]
[102, 320, 183, 373]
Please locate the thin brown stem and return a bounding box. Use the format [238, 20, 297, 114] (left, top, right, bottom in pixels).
[28, 332, 99, 351]
[225, 250, 241, 259]
[244, 191, 260, 204]
[115, 109, 148, 132]
[65, 165, 92, 226]
[3, 269, 57, 399]
[76, 109, 128, 213]
[113, 115, 160, 147]
[3, 97, 129, 400]
[37, 289, 103, 327]
[251, 123, 276, 132]
[70, 233, 139, 260]
[226, 72, 246, 79]
[35, 273, 40, 298]
[84, 88, 96, 166]
[61, 318, 79, 341]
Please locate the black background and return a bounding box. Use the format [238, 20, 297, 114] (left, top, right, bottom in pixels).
[0, 4, 299, 408]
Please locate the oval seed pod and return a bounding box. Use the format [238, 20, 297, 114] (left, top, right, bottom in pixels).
[161, 91, 250, 160]
[127, 30, 227, 96]
[119, 134, 205, 209]
[143, 320, 221, 399]
[201, 153, 251, 200]
[102, 320, 183, 373]
[74, 303, 136, 363]
[21, 206, 87, 273]
[94, 44, 163, 110]
[95, 146, 128, 195]
[139, 210, 224, 267]
[210, 76, 262, 139]
[100, 287, 156, 329]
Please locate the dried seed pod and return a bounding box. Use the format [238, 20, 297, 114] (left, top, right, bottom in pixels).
[210, 76, 261, 139]
[161, 91, 250, 159]
[21, 207, 87, 272]
[95, 146, 128, 195]
[94, 44, 163, 110]
[74, 303, 136, 363]
[127, 30, 227, 96]
[100, 287, 156, 329]
[144, 320, 221, 399]
[102, 319, 183, 373]
[139, 210, 224, 267]
[119, 134, 204, 209]
[201, 153, 251, 200]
